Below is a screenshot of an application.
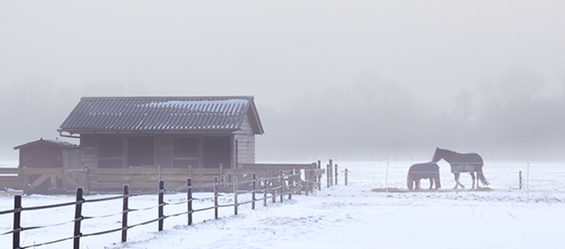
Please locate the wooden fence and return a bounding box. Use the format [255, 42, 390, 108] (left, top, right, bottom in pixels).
[0, 168, 326, 249]
[0, 163, 324, 194]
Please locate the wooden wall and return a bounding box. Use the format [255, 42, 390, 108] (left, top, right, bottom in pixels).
[79, 132, 257, 169]
[234, 114, 256, 165]
[19, 146, 63, 168]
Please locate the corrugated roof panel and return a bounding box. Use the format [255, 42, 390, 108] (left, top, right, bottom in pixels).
[58, 96, 261, 134]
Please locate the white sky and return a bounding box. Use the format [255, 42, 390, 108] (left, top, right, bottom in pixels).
[1, 1, 564, 107]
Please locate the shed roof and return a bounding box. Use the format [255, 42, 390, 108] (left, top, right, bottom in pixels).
[14, 138, 79, 150]
[58, 96, 264, 135]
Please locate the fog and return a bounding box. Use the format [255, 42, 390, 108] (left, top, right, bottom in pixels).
[1, 1, 564, 161]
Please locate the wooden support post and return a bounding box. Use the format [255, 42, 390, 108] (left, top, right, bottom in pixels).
[73, 188, 84, 249]
[187, 178, 193, 225]
[22, 173, 30, 195]
[252, 173, 256, 210]
[13, 195, 21, 249]
[272, 172, 277, 204]
[84, 167, 90, 195]
[121, 185, 129, 243]
[263, 173, 268, 207]
[305, 169, 310, 196]
[288, 170, 293, 200]
[329, 159, 333, 186]
[214, 176, 219, 219]
[219, 163, 224, 190]
[158, 180, 164, 231]
[335, 164, 338, 185]
[233, 176, 238, 216]
[279, 170, 284, 203]
[345, 169, 348, 186]
[317, 160, 322, 190]
[50, 175, 57, 189]
[519, 171, 523, 189]
[326, 164, 330, 188]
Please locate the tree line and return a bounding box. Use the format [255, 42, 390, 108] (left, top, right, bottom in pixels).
[1, 67, 564, 161]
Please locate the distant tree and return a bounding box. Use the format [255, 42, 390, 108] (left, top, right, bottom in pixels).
[452, 89, 474, 125]
[497, 66, 546, 105]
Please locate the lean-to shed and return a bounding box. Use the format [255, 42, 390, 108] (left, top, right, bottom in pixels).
[57, 96, 264, 169]
[13, 138, 80, 190]
[13, 138, 79, 169]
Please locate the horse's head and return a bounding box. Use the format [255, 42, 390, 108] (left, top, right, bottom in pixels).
[431, 147, 443, 162]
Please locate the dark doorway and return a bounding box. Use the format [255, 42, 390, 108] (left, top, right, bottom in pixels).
[203, 136, 231, 168]
[173, 137, 200, 168]
[128, 137, 155, 167]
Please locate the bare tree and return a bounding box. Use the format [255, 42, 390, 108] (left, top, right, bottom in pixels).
[452, 89, 474, 125]
[497, 66, 546, 105]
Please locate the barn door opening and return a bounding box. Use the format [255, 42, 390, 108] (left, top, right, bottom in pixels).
[127, 136, 155, 167]
[203, 136, 231, 168]
[173, 137, 200, 168]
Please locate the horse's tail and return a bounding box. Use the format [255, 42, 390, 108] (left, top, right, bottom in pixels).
[407, 172, 414, 190]
[435, 172, 441, 189]
[477, 166, 489, 186]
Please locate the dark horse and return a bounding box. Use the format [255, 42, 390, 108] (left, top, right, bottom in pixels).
[431, 147, 489, 189]
[407, 162, 441, 190]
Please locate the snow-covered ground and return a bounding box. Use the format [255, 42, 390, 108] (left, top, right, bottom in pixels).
[1, 161, 564, 249]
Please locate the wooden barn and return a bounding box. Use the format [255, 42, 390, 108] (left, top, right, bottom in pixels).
[57, 96, 264, 170]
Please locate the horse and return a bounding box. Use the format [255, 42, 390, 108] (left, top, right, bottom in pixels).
[431, 147, 489, 189]
[407, 162, 441, 190]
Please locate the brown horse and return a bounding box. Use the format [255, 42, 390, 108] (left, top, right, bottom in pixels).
[431, 147, 489, 189]
[407, 162, 441, 190]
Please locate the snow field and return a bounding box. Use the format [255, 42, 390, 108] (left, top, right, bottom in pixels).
[1, 161, 564, 248]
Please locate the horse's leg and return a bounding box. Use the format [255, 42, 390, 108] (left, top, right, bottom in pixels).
[470, 172, 476, 189]
[453, 173, 460, 189]
[428, 178, 433, 190]
[416, 179, 421, 190]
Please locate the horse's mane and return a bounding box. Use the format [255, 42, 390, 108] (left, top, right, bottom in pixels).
[437, 147, 456, 154]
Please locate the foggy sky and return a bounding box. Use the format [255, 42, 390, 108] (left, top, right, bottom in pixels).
[1, 1, 565, 161]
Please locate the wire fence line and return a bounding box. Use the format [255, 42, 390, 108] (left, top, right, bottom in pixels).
[0, 166, 334, 249]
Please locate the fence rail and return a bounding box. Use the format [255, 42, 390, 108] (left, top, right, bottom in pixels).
[0, 166, 330, 249]
[0, 162, 324, 194]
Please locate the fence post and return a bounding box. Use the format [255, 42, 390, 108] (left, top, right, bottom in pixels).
[121, 185, 129, 243]
[22, 173, 30, 195]
[335, 164, 338, 185]
[263, 173, 268, 207]
[279, 169, 286, 203]
[187, 178, 193, 225]
[305, 169, 310, 196]
[233, 176, 238, 216]
[158, 180, 165, 231]
[252, 173, 256, 210]
[272, 172, 277, 204]
[519, 171, 523, 189]
[329, 159, 333, 186]
[214, 176, 219, 219]
[317, 160, 321, 190]
[288, 170, 293, 200]
[345, 168, 348, 186]
[219, 163, 224, 191]
[326, 164, 330, 188]
[73, 187, 84, 249]
[13, 195, 21, 249]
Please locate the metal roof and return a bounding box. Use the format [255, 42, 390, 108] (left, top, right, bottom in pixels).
[58, 96, 264, 135]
